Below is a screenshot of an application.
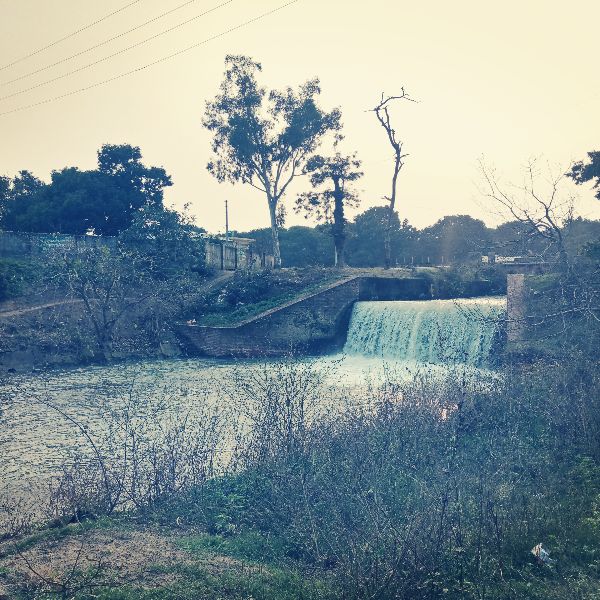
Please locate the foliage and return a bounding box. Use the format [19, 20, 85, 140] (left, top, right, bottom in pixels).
[0, 144, 172, 235]
[46, 248, 143, 360]
[424, 263, 508, 298]
[417, 215, 492, 264]
[4, 352, 600, 598]
[523, 265, 600, 359]
[235, 225, 334, 267]
[191, 268, 341, 325]
[148, 357, 600, 599]
[569, 151, 600, 200]
[118, 205, 207, 280]
[203, 55, 341, 267]
[0, 258, 42, 301]
[235, 211, 598, 270]
[346, 206, 416, 267]
[296, 152, 363, 267]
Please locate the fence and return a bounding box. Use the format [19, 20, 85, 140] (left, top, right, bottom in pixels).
[0, 231, 117, 259]
[204, 237, 274, 271]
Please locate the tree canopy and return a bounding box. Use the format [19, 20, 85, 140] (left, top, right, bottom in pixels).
[417, 215, 491, 264]
[0, 144, 172, 236]
[296, 152, 362, 267]
[569, 151, 600, 200]
[203, 55, 341, 267]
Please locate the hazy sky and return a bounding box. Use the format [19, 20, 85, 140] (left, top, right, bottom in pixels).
[1, 0, 599, 234]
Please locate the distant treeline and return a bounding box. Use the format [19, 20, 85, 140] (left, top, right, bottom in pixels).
[2, 143, 599, 269]
[235, 206, 600, 268]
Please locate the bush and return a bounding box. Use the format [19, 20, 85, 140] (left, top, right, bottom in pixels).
[0, 258, 42, 301]
[152, 357, 600, 599]
[191, 268, 341, 325]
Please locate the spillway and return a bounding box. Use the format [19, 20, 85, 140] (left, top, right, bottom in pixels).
[343, 297, 505, 367]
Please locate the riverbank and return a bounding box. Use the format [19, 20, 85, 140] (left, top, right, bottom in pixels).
[0, 265, 507, 372]
[1, 357, 599, 599]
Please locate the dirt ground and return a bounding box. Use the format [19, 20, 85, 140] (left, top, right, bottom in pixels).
[0, 527, 242, 597]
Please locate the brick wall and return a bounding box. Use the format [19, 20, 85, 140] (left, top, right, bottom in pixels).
[506, 273, 526, 342]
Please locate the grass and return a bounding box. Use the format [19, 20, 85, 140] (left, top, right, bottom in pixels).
[88, 566, 332, 600]
[178, 531, 289, 564]
[0, 257, 44, 301]
[196, 272, 349, 326]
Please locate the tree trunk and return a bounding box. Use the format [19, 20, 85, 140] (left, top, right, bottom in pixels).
[383, 224, 392, 269]
[268, 198, 282, 268]
[332, 178, 346, 268]
[384, 154, 402, 269]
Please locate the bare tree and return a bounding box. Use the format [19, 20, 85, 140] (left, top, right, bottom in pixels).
[479, 158, 574, 267]
[370, 90, 416, 269]
[480, 158, 600, 348]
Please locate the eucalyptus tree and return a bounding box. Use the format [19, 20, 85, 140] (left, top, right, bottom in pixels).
[203, 55, 341, 267]
[295, 152, 362, 267]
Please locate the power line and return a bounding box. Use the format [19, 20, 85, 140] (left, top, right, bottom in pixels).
[0, 0, 144, 72]
[0, 0, 236, 102]
[0, 1, 299, 118]
[1, 0, 206, 87]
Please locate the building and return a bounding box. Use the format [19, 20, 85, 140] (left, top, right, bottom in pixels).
[203, 235, 274, 271]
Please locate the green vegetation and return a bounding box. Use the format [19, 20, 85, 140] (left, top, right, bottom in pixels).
[2, 354, 599, 599]
[0, 258, 42, 301]
[237, 213, 600, 270]
[190, 268, 346, 326]
[0, 144, 171, 236]
[520, 265, 600, 359]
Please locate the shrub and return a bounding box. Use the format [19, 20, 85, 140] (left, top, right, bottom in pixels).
[0, 258, 42, 301]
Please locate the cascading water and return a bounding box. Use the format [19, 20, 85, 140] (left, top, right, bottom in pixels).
[343, 297, 506, 367]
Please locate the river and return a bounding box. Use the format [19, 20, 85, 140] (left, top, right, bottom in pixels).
[0, 297, 505, 510]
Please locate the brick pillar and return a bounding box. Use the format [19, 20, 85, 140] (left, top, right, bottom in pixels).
[507, 273, 526, 342]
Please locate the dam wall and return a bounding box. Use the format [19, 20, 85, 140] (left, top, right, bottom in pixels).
[175, 276, 430, 358]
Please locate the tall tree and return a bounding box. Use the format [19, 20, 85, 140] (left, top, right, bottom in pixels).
[97, 144, 171, 208]
[568, 151, 600, 200]
[295, 152, 362, 267]
[203, 55, 341, 267]
[370, 90, 416, 269]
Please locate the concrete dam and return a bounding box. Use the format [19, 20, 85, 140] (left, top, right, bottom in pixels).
[176, 275, 504, 363]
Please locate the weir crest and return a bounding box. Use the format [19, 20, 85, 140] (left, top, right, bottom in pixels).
[343, 297, 506, 367]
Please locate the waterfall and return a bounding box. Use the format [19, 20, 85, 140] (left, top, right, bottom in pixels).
[343, 297, 505, 367]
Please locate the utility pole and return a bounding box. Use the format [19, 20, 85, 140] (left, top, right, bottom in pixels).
[225, 199, 229, 241]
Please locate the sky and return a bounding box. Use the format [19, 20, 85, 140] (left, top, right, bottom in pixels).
[0, 0, 599, 235]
